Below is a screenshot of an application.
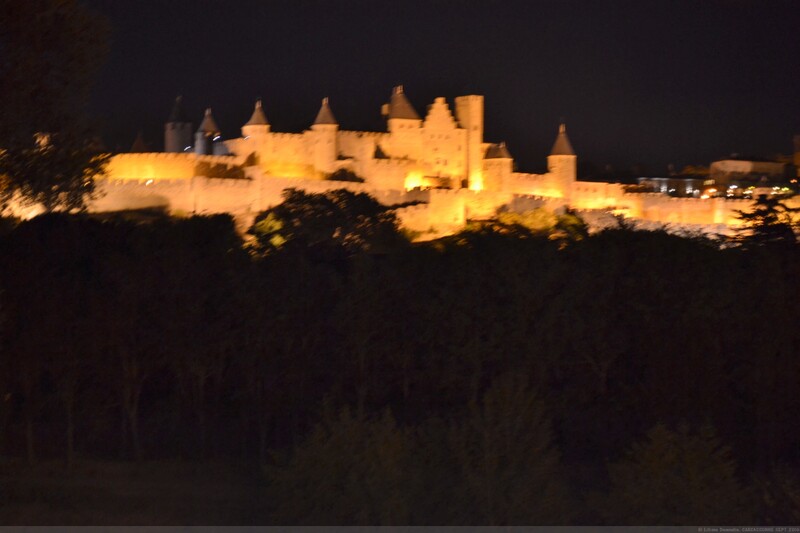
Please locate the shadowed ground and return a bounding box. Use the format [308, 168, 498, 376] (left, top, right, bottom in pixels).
[0, 459, 269, 525]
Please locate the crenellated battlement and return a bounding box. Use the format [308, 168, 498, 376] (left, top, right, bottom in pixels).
[371, 158, 414, 168]
[269, 132, 306, 141]
[74, 92, 759, 236]
[195, 176, 254, 188]
[102, 177, 191, 187]
[338, 130, 388, 138]
[511, 172, 548, 181]
[111, 152, 237, 164]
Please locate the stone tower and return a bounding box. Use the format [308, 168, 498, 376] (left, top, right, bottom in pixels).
[241, 99, 271, 161]
[483, 142, 513, 192]
[547, 123, 577, 198]
[311, 97, 338, 175]
[242, 98, 270, 138]
[195, 108, 221, 155]
[164, 96, 193, 153]
[383, 86, 422, 159]
[455, 95, 484, 190]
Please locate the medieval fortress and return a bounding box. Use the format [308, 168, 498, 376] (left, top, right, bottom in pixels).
[88, 87, 758, 236]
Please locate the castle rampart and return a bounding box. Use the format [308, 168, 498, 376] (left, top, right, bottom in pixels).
[48, 90, 779, 239]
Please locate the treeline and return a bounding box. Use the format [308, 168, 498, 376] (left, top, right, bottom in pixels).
[0, 193, 799, 524]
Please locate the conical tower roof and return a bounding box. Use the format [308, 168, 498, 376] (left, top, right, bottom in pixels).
[550, 123, 575, 156]
[245, 99, 269, 126]
[130, 130, 149, 153]
[485, 142, 512, 159]
[168, 95, 190, 123]
[197, 108, 221, 135]
[387, 85, 420, 120]
[313, 97, 338, 126]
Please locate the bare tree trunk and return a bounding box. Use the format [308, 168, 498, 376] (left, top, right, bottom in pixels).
[193, 376, 207, 457]
[25, 407, 35, 465]
[121, 379, 143, 461]
[23, 378, 35, 465]
[259, 419, 268, 466]
[65, 386, 75, 468]
[357, 346, 367, 418]
[120, 401, 128, 459]
[121, 350, 144, 461]
[129, 387, 143, 462]
[402, 354, 410, 427]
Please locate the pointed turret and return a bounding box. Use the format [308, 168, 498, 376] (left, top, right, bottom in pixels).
[197, 108, 221, 136]
[245, 99, 269, 126]
[550, 123, 575, 156]
[195, 108, 222, 155]
[313, 97, 337, 126]
[164, 95, 193, 153]
[242, 98, 271, 139]
[482, 142, 513, 192]
[484, 142, 512, 159]
[385, 85, 420, 120]
[311, 97, 338, 174]
[547, 122, 577, 198]
[384, 86, 422, 157]
[130, 130, 149, 153]
[168, 95, 190, 123]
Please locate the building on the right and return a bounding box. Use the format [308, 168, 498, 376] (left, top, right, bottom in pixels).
[709, 157, 793, 187]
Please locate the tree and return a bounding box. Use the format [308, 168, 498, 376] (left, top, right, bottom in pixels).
[597, 424, 754, 524]
[443, 375, 570, 525]
[733, 195, 800, 247]
[249, 188, 408, 256]
[0, 0, 110, 212]
[459, 208, 588, 245]
[265, 407, 412, 525]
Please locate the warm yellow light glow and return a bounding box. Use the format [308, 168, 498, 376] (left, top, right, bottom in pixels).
[106, 154, 195, 181]
[268, 161, 315, 179]
[404, 172, 424, 190]
[469, 173, 484, 191]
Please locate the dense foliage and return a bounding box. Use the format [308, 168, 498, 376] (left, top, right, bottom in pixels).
[0, 194, 799, 524]
[0, 0, 110, 212]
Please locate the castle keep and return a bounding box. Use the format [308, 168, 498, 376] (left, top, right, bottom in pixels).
[92, 87, 754, 235]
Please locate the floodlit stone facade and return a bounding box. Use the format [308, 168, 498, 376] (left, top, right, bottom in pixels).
[86, 87, 780, 236]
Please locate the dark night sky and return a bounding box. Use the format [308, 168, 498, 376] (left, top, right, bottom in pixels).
[83, 0, 800, 174]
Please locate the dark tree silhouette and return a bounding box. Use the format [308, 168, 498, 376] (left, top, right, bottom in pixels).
[733, 195, 799, 247]
[249, 188, 407, 256]
[265, 407, 412, 525]
[0, 0, 110, 212]
[597, 424, 754, 525]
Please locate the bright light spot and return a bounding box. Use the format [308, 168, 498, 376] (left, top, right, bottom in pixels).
[145, 179, 154, 186]
[213, 135, 221, 141]
[701, 194, 710, 199]
[469, 173, 484, 191]
[404, 172, 423, 191]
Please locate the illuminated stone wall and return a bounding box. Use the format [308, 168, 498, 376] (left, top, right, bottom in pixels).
[12, 92, 773, 237]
